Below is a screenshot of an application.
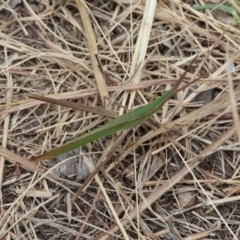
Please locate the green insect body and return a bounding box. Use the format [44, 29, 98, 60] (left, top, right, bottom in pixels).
[31, 56, 199, 162]
[31, 88, 175, 162]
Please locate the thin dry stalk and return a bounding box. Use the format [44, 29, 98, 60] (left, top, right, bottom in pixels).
[74, 0, 110, 106]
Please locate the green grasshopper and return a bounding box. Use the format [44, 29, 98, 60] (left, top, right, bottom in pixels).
[30, 56, 199, 162]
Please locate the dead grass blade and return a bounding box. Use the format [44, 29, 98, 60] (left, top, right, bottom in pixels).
[74, 0, 109, 106]
[0, 146, 46, 175]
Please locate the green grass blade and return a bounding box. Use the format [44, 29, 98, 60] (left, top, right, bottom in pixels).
[194, 4, 235, 15]
[193, 4, 240, 28]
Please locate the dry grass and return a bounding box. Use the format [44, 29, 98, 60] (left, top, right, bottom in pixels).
[1, 0, 240, 239]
